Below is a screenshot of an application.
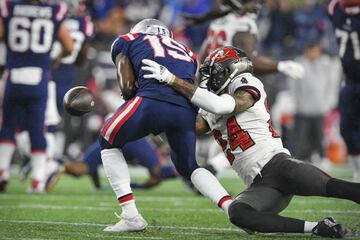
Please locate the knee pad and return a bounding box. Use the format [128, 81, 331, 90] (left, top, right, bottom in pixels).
[228, 202, 255, 228]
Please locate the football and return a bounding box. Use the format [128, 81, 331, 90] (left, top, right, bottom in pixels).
[63, 86, 95, 116]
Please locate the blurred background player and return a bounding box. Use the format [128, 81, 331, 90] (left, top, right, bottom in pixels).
[185, 0, 305, 79]
[99, 18, 233, 232]
[0, 0, 73, 193]
[328, 0, 360, 181]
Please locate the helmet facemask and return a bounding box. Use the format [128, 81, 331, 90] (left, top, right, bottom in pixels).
[200, 47, 253, 95]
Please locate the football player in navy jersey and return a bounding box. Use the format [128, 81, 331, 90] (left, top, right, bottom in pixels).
[98, 18, 233, 232]
[0, 0, 73, 193]
[328, 0, 360, 181]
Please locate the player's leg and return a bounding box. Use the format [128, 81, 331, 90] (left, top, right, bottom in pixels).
[122, 138, 177, 189]
[25, 94, 48, 192]
[0, 80, 19, 191]
[228, 186, 345, 237]
[164, 105, 232, 215]
[339, 84, 360, 181]
[99, 97, 148, 232]
[267, 153, 360, 204]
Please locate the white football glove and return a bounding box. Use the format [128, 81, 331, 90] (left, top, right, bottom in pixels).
[277, 60, 305, 80]
[141, 59, 175, 84]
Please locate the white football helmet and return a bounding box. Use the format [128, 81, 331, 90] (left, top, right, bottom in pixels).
[130, 18, 172, 38]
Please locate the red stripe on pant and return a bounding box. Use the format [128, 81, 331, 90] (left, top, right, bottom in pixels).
[118, 193, 134, 204]
[100, 98, 138, 137]
[108, 97, 143, 144]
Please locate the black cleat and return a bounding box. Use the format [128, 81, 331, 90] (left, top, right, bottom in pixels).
[312, 217, 347, 238]
[0, 180, 8, 193]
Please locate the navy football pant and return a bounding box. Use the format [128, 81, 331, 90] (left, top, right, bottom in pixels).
[85, 138, 164, 175]
[339, 83, 360, 155]
[0, 70, 47, 151]
[99, 96, 198, 180]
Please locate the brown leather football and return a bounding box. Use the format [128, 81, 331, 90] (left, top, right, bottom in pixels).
[63, 86, 95, 116]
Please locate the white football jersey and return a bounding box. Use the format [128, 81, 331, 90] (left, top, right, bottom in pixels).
[200, 73, 289, 186]
[206, 13, 258, 54]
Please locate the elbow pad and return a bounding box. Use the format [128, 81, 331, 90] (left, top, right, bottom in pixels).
[190, 88, 236, 115]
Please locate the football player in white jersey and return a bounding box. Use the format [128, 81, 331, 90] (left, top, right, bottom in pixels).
[141, 47, 360, 238]
[184, 0, 304, 177]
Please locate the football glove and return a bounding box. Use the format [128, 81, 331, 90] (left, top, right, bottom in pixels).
[277, 60, 305, 80]
[142, 59, 175, 84]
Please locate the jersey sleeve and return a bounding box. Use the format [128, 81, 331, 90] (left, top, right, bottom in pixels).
[110, 33, 140, 64]
[0, 0, 10, 18]
[228, 73, 263, 102]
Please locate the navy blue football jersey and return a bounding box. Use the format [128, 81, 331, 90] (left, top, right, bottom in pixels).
[328, 0, 360, 83]
[0, 0, 67, 69]
[110, 32, 197, 108]
[52, 15, 94, 87]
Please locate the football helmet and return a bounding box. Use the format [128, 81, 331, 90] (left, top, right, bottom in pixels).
[199, 46, 253, 94]
[130, 19, 172, 38]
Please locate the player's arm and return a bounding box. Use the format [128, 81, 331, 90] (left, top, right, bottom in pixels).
[115, 53, 137, 100]
[141, 59, 254, 114]
[183, 7, 230, 26]
[53, 24, 74, 67]
[232, 31, 304, 79]
[57, 23, 73, 57]
[74, 42, 91, 66]
[196, 115, 211, 136]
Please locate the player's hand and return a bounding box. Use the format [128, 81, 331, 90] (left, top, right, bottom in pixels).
[141, 59, 175, 84]
[277, 61, 305, 80]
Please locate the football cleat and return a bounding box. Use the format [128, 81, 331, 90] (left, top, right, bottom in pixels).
[103, 213, 148, 232]
[312, 217, 347, 238]
[45, 163, 65, 192]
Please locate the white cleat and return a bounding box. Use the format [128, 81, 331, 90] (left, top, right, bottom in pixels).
[104, 213, 148, 232]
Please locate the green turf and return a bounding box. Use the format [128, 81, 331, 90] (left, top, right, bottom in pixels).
[0, 166, 359, 240]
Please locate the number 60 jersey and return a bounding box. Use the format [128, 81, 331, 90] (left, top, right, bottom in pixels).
[1, 1, 66, 70]
[110, 32, 197, 109]
[200, 73, 290, 186]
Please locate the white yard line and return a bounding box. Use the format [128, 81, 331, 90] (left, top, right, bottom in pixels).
[0, 219, 241, 233]
[0, 204, 359, 215]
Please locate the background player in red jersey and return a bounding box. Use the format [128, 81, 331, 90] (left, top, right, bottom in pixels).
[0, 0, 73, 193]
[98, 18, 233, 232]
[143, 46, 360, 239]
[328, 0, 360, 182]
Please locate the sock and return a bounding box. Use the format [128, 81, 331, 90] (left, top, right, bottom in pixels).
[30, 151, 47, 188]
[118, 193, 139, 218]
[45, 132, 56, 161]
[191, 168, 232, 215]
[326, 178, 360, 204]
[304, 221, 318, 233]
[101, 148, 139, 218]
[0, 142, 16, 181]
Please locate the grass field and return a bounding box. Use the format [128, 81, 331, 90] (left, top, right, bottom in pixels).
[0, 165, 359, 240]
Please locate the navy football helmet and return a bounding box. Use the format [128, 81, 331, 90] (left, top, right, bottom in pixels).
[199, 46, 253, 94]
[130, 19, 172, 38]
